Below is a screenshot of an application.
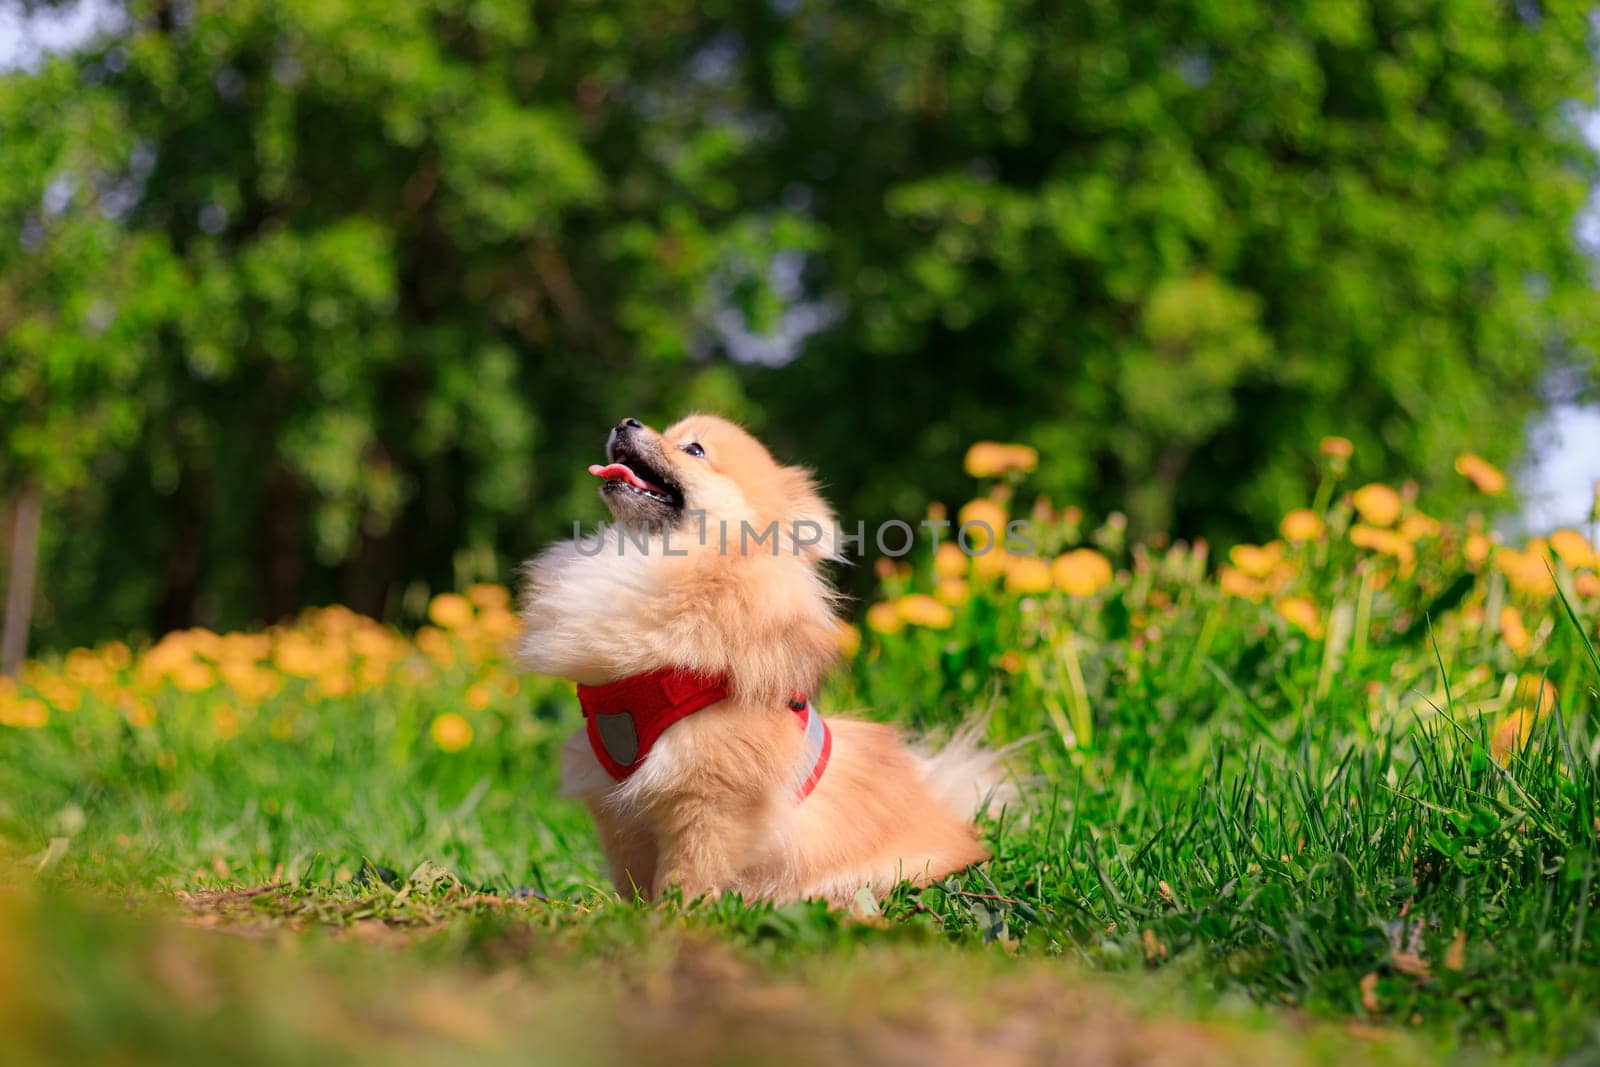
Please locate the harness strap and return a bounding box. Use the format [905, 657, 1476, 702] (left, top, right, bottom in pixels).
[788, 695, 832, 801]
[577, 668, 830, 802]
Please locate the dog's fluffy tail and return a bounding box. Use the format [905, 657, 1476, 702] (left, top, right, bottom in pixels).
[912, 718, 1020, 822]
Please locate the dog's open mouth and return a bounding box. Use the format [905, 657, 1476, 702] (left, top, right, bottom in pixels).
[588, 445, 684, 511]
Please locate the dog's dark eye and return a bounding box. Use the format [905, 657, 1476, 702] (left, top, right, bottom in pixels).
[682, 442, 706, 459]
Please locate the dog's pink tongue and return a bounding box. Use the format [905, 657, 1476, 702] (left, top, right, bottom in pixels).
[589, 463, 657, 492]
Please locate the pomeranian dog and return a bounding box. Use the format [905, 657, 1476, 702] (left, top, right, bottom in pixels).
[516, 414, 1006, 905]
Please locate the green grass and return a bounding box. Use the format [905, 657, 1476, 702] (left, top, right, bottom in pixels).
[4, 504, 1600, 1063]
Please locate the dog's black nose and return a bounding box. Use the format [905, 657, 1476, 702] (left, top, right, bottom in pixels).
[617, 417, 643, 432]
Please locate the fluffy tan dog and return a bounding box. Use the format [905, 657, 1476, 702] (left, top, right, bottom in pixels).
[516, 414, 1005, 905]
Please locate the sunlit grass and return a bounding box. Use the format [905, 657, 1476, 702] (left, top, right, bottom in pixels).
[3, 444, 1599, 1062]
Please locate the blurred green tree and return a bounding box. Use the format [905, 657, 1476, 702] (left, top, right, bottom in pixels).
[1, 0, 1596, 648]
[0, 58, 181, 665]
[738, 0, 1600, 539]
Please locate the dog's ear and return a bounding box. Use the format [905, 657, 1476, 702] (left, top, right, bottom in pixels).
[775, 465, 840, 563]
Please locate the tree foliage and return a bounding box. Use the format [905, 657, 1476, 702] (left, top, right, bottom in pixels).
[1, 0, 1596, 645]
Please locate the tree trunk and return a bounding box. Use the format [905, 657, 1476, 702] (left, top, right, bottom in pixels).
[156, 464, 209, 635]
[1, 485, 43, 675]
[260, 465, 304, 624]
[1126, 446, 1189, 542]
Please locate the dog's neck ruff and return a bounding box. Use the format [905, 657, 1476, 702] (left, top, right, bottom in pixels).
[576, 667, 831, 802]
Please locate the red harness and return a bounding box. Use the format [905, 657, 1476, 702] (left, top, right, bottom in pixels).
[576, 667, 830, 801]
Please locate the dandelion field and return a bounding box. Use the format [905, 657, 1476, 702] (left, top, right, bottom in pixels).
[4, 442, 1600, 1065]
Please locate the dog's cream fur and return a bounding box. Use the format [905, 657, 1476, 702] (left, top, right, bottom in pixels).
[517, 414, 1003, 905]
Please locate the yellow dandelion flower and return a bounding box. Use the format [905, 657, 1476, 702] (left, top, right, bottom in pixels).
[139, 633, 195, 683]
[1274, 596, 1323, 639]
[317, 672, 353, 699]
[465, 683, 493, 711]
[996, 651, 1024, 674]
[1229, 542, 1283, 579]
[428, 593, 474, 630]
[102, 641, 132, 670]
[1493, 547, 1555, 598]
[1319, 436, 1354, 460]
[1349, 525, 1416, 574]
[957, 498, 1009, 555]
[1549, 529, 1597, 571]
[38, 678, 81, 713]
[964, 442, 1008, 478]
[972, 548, 1012, 580]
[448, 617, 483, 649]
[1514, 675, 1559, 714]
[358, 658, 392, 688]
[1465, 532, 1493, 568]
[1006, 556, 1054, 595]
[1351, 483, 1402, 527]
[476, 607, 522, 644]
[1398, 511, 1441, 541]
[273, 633, 330, 678]
[313, 605, 364, 635]
[1576, 572, 1600, 599]
[1003, 444, 1038, 474]
[186, 628, 224, 661]
[1499, 605, 1531, 656]
[466, 583, 511, 611]
[833, 621, 862, 658]
[1492, 708, 1533, 763]
[431, 713, 474, 752]
[1492, 677, 1558, 763]
[0, 698, 49, 729]
[896, 594, 954, 630]
[171, 662, 216, 694]
[1455, 454, 1506, 495]
[252, 667, 283, 701]
[64, 648, 112, 688]
[1052, 549, 1113, 596]
[865, 602, 904, 635]
[964, 442, 1039, 478]
[415, 627, 457, 668]
[1219, 566, 1266, 600]
[219, 660, 276, 702]
[1279, 508, 1325, 543]
[936, 577, 970, 605]
[352, 626, 405, 660]
[933, 542, 968, 578]
[219, 632, 272, 662]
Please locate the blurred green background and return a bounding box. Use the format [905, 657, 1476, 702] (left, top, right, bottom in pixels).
[3, 0, 1599, 652]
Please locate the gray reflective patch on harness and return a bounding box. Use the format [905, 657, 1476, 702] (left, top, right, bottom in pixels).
[593, 711, 639, 766]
